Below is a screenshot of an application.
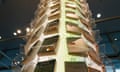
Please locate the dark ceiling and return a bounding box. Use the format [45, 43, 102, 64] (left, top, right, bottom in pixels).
[0, 0, 40, 38]
[88, 0, 120, 33]
[0, 0, 120, 38]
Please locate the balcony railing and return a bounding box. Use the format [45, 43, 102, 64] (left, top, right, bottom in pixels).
[38, 44, 56, 56]
[67, 38, 89, 56]
[44, 19, 59, 35]
[66, 23, 81, 35]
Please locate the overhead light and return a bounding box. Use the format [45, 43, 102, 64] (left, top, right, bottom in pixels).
[0, 36, 2, 39]
[26, 27, 30, 32]
[97, 13, 101, 18]
[114, 38, 117, 40]
[13, 32, 17, 36]
[46, 48, 51, 52]
[17, 61, 20, 64]
[17, 29, 22, 34]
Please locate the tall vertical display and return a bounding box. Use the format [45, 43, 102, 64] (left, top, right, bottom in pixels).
[21, 0, 105, 72]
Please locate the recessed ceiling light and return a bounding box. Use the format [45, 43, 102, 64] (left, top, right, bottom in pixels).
[114, 38, 117, 41]
[26, 27, 30, 32]
[17, 29, 21, 34]
[97, 13, 101, 18]
[13, 32, 17, 36]
[0, 36, 2, 39]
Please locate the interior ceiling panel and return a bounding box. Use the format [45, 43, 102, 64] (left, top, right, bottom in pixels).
[0, 0, 119, 36]
[88, 0, 120, 33]
[0, 0, 40, 37]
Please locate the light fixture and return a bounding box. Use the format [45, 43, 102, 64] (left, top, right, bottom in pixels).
[17, 61, 20, 64]
[17, 29, 22, 34]
[26, 27, 30, 32]
[0, 36, 2, 39]
[97, 13, 101, 18]
[46, 48, 51, 52]
[114, 38, 117, 41]
[13, 32, 17, 36]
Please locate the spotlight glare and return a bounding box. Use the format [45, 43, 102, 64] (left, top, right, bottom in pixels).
[13, 32, 17, 36]
[97, 13, 101, 18]
[0, 36, 2, 39]
[17, 29, 21, 34]
[114, 38, 117, 41]
[26, 27, 30, 32]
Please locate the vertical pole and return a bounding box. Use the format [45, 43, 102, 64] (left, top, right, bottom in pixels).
[54, 0, 66, 72]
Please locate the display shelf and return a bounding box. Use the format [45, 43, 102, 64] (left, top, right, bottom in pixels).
[66, 23, 81, 35]
[50, 2, 60, 9]
[48, 10, 60, 20]
[88, 48, 102, 65]
[43, 34, 59, 45]
[88, 67, 101, 72]
[67, 38, 89, 56]
[66, 32, 81, 42]
[38, 44, 56, 56]
[66, 12, 79, 20]
[65, 62, 88, 72]
[44, 19, 59, 35]
[34, 59, 56, 72]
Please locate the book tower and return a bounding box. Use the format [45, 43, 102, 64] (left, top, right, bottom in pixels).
[21, 0, 105, 72]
